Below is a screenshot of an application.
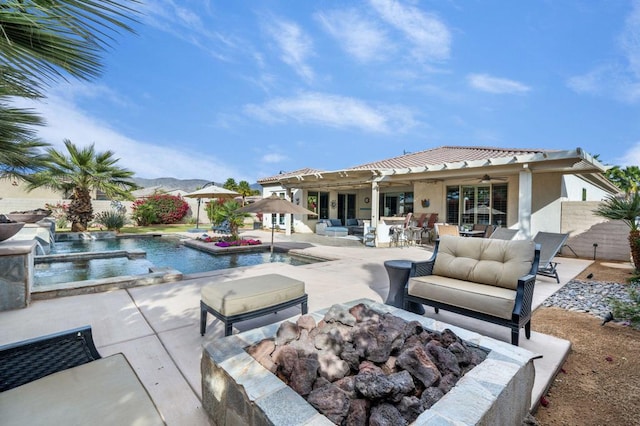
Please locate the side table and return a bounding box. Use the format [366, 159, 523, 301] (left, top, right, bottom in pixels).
[383, 260, 425, 315]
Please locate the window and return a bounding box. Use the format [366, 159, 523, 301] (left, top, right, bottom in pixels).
[379, 192, 414, 217]
[307, 191, 329, 219]
[446, 184, 507, 226]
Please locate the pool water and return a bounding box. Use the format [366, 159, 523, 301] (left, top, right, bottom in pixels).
[34, 237, 318, 287]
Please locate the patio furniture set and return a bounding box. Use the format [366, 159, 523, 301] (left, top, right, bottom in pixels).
[0, 228, 569, 422]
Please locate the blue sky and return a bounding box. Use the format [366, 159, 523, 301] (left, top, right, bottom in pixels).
[17, 0, 640, 182]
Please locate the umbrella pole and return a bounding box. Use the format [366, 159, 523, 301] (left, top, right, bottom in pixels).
[195, 199, 201, 229]
[271, 214, 276, 254]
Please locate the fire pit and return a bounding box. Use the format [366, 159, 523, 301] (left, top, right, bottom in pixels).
[201, 299, 538, 425]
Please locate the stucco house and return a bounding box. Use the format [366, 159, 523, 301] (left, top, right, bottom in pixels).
[258, 146, 619, 247]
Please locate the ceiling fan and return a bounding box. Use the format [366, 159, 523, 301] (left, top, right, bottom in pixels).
[466, 174, 508, 183]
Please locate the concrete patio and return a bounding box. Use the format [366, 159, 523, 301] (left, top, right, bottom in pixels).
[0, 229, 590, 425]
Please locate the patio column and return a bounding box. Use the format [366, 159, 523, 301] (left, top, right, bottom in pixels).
[370, 181, 380, 227]
[518, 169, 533, 239]
[284, 190, 292, 236]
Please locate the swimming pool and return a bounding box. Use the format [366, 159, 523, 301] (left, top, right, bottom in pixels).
[34, 236, 319, 288]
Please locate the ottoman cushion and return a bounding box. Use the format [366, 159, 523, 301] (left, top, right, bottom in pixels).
[201, 273, 305, 317]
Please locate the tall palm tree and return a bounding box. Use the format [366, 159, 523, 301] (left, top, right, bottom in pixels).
[594, 193, 640, 271]
[236, 180, 258, 206]
[0, 1, 139, 176]
[27, 140, 139, 231]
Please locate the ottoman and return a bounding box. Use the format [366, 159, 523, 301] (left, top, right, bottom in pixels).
[200, 273, 308, 336]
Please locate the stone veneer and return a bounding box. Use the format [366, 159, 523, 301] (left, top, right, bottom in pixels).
[0, 240, 36, 311]
[201, 299, 539, 425]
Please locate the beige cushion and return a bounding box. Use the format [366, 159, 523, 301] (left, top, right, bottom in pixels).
[408, 275, 516, 319]
[433, 236, 535, 290]
[201, 273, 305, 317]
[0, 353, 164, 426]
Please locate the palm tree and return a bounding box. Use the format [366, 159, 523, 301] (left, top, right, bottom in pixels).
[0, 1, 138, 177]
[605, 165, 640, 196]
[236, 180, 258, 206]
[594, 193, 640, 271]
[223, 178, 238, 191]
[27, 140, 139, 231]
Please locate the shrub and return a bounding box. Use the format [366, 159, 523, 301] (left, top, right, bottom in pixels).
[609, 282, 640, 329]
[132, 194, 189, 225]
[94, 210, 127, 231]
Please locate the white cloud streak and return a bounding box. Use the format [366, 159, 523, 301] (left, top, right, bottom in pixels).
[467, 73, 531, 94]
[264, 17, 315, 83]
[315, 9, 390, 62]
[13, 83, 243, 181]
[567, 0, 640, 103]
[244, 92, 416, 133]
[141, 1, 237, 61]
[369, 0, 451, 62]
[262, 153, 288, 163]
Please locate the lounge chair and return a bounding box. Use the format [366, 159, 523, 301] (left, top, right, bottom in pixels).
[211, 220, 231, 234]
[533, 231, 570, 283]
[490, 228, 518, 240]
[0, 326, 164, 424]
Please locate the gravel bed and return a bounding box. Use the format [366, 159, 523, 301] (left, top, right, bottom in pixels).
[542, 279, 636, 320]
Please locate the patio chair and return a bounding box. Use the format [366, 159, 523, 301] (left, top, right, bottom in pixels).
[533, 231, 570, 283]
[489, 228, 518, 240]
[471, 223, 495, 238]
[363, 223, 376, 247]
[434, 223, 460, 238]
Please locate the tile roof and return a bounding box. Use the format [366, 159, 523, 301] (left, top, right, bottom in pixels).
[257, 168, 324, 184]
[346, 145, 553, 170]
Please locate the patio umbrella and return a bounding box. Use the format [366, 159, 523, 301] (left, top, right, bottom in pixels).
[464, 205, 505, 215]
[185, 184, 240, 229]
[237, 194, 317, 253]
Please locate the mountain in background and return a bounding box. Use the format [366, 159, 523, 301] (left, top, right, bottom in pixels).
[132, 177, 261, 193]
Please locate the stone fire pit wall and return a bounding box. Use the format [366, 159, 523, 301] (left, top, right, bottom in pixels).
[201, 299, 539, 425]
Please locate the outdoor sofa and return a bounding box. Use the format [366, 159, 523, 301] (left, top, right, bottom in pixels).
[404, 235, 541, 345]
[316, 219, 364, 236]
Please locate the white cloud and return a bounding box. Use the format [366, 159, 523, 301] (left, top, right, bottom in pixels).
[264, 17, 315, 83]
[467, 73, 531, 94]
[567, 1, 640, 103]
[141, 1, 237, 61]
[369, 0, 451, 62]
[244, 91, 416, 133]
[617, 141, 640, 166]
[12, 83, 243, 181]
[315, 9, 390, 62]
[262, 153, 287, 163]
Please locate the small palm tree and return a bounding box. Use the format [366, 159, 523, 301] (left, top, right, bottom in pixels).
[594, 193, 640, 271]
[27, 140, 139, 231]
[210, 200, 249, 240]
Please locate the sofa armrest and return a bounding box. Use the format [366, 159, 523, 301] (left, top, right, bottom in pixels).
[410, 239, 440, 277]
[512, 274, 536, 320]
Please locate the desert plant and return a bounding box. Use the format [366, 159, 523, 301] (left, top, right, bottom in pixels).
[593, 193, 640, 271]
[94, 209, 127, 231]
[209, 199, 249, 240]
[608, 282, 640, 329]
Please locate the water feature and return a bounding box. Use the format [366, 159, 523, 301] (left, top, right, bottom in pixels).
[34, 236, 321, 288]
